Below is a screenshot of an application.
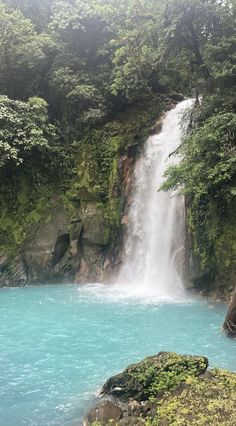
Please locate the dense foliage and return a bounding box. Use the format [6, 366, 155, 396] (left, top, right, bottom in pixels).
[1, 0, 235, 130]
[1, 0, 234, 161]
[160, 0, 236, 284]
[0, 96, 55, 167]
[162, 113, 236, 203]
[0, 0, 235, 289]
[162, 107, 236, 277]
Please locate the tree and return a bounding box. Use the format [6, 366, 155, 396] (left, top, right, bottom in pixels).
[161, 113, 236, 199]
[108, 0, 161, 101]
[158, 0, 235, 100]
[0, 95, 55, 168]
[45, 0, 115, 128]
[0, 2, 55, 99]
[4, 0, 55, 30]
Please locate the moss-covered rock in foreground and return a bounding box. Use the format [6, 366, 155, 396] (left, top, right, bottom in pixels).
[101, 352, 208, 402]
[84, 352, 236, 426]
[148, 368, 236, 426]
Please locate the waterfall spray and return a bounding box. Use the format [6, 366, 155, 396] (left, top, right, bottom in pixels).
[117, 99, 194, 300]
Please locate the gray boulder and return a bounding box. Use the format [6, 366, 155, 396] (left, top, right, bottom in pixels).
[83, 400, 123, 426]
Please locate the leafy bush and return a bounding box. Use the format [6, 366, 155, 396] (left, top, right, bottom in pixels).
[161, 112, 236, 203]
[0, 95, 55, 168]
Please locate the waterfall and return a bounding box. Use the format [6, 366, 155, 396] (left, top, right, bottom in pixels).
[117, 99, 194, 301]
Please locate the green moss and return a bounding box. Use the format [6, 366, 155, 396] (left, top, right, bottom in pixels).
[215, 222, 236, 269]
[100, 352, 208, 404]
[108, 159, 119, 200]
[147, 369, 236, 426]
[68, 95, 163, 202]
[187, 196, 236, 294]
[64, 98, 164, 246]
[127, 352, 207, 400]
[0, 173, 57, 256]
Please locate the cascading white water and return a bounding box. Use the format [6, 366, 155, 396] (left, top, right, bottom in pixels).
[117, 99, 194, 301]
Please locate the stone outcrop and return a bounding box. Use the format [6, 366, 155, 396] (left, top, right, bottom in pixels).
[0, 199, 117, 286]
[0, 253, 27, 287]
[22, 205, 71, 283]
[84, 352, 236, 426]
[83, 401, 123, 426]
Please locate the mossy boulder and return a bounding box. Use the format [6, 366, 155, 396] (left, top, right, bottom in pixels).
[101, 352, 208, 402]
[149, 369, 236, 425]
[86, 353, 236, 426]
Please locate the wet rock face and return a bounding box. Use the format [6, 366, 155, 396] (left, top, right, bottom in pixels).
[22, 205, 73, 284]
[149, 116, 163, 135]
[0, 199, 116, 286]
[81, 204, 110, 246]
[23, 201, 113, 284]
[51, 233, 70, 267]
[101, 352, 208, 402]
[0, 253, 8, 271]
[0, 255, 27, 287]
[223, 289, 236, 337]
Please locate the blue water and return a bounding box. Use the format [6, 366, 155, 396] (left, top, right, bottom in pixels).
[0, 284, 235, 426]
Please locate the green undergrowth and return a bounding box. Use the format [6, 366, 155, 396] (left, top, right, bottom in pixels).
[186, 199, 236, 274]
[64, 96, 164, 242]
[0, 145, 73, 255]
[68, 96, 164, 202]
[0, 176, 57, 256]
